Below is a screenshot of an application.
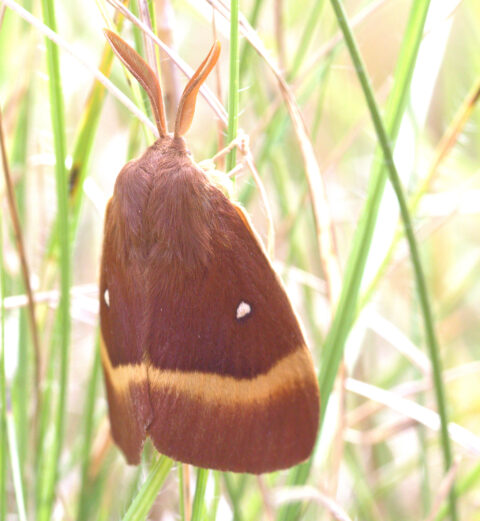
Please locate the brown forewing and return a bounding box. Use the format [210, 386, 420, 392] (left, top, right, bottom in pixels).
[99, 159, 153, 464]
[100, 137, 320, 472]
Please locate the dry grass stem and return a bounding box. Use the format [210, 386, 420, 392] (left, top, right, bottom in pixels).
[412, 77, 480, 211]
[347, 361, 480, 428]
[156, 0, 181, 125]
[364, 309, 431, 375]
[347, 378, 480, 455]
[138, 0, 159, 78]
[210, 5, 225, 166]
[183, 463, 191, 521]
[346, 417, 417, 445]
[423, 457, 461, 521]
[274, 0, 286, 72]
[0, 106, 41, 408]
[88, 418, 113, 480]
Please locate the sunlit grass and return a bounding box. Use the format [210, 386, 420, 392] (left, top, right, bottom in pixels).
[1, 0, 480, 520]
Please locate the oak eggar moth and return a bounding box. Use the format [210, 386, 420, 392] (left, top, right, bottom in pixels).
[99, 29, 320, 473]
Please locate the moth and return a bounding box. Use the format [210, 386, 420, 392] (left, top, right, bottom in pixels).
[100, 29, 320, 474]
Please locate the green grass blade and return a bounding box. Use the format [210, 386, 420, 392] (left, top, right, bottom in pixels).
[10, 84, 32, 482]
[121, 456, 173, 521]
[277, 2, 432, 521]
[0, 198, 7, 521]
[226, 0, 239, 172]
[208, 471, 221, 521]
[6, 397, 27, 521]
[178, 465, 186, 521]
[45, 13, 129, 267]
[327, 0, 457, 519]
[223, 473, 245, 521]
[2, 3, 34, 488]
[76, 338, 102, 521]
[239, 0, 264, 77]
[435, 462, 480, 520]
[288, 0, 326, 80]
[318, 0, 433, 428]
[360, 77, 480, 309]
[191, 468, 209, 521]
[37, 0, 71, 519]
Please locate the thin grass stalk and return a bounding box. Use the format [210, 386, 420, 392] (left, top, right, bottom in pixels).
[8, 15, 33, 473]
[0, 107, 41, 421]
[277, 3, 432, 521]
[76, 339, 101, 521]
[37, 0, 71, 519]
[300, 0, 387, 79]
[208, 471, 221, 520]
[311, 49, 338, 140]
[121, 456, 173, 521]
[413, 299, 432, 518]
[223, 473, 244, 521]
[40, 7, 130, 280]
[425, 460, 460, 521]
[155, 0, 181, 124]
[191, 468, 209, 521]
[0, 199, 7, 521]
[345, 446, 382, 521]
[360, 77, 480, 309]
[178, 464, 186, 521]
[138, 0, 158, 78]
[129, 1, 157, 143]
[288, 0, 325, 80]
[34, 333, 56, 509]
[3, 0, 158, 136]
[0, 94, 32, 505]
[317, 0, 433, 424]
[273, 0, 286, 71]
[6, 402, 27, 521]
[239, 0, 263, 77]
[435, 463, 480, 520]
[327, 1, 457, 519]
[69, 9, 129, 204]
[226, 0, 239, 172]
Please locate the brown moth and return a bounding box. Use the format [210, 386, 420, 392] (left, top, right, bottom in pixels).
[100, 29, 320, 473]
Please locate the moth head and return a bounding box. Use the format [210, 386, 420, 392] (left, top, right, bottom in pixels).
[104, 29, 220, 141]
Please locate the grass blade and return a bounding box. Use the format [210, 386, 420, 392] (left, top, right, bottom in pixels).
[277, 2, 432, 520]
[191, 468, 209, 521]
[226, 0, 239, 172]
[327, 0, 457, 519]
[37, 0, 71, 519]
[223, 473, 245, 521]
[9, 41, 33, 480]
[76, 338, 102, 521]
[121, 456, 173, 521]
[288, 0, 325, 80]
[0, 176, 7, 521]
[5, 395, 27, 521]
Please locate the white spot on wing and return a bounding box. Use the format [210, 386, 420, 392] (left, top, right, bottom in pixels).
[104, 289, 110, 307]
[236, 301, 251, 320]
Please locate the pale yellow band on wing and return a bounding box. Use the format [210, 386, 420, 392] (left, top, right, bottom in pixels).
[101, 339, 317, 404]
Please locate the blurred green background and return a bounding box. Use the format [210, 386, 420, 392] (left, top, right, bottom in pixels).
[1, 0, 479, 520]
